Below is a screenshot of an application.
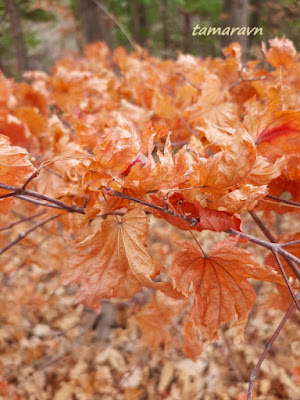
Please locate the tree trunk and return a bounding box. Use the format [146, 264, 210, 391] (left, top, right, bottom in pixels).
[221, 0, 249, 57]
[138, 1, 147, 46]
[182, 11, 191, 53]
[5, 0, 29, 78]
[161, 0, 169, 48]
[77, 0, 112, 47]
[249, 0, 261, 52]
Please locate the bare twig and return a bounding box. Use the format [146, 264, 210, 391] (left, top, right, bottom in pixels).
[0, 214, 59, 256]
[226, 229, 300, 269]
[273, 251, 300, 312]
[249, 211, 300, 283]
[15, 195, 70, 211]
[0, 211, 46, 232]
[54, 105, 77, 142]
[249, 211, 276, 242]
[281, 239, 300, 248]
[229, 69, 267, 91]
[21, 170, 39, 190]
[176, 72, 201, 90]
[111, 189, 199, 226]
[179, 117, 197, 136]
[247, 301, 296, 400]
[266, 194, 300, 208]
[91, 0, 137, 51]
[0, 183, 85, 214]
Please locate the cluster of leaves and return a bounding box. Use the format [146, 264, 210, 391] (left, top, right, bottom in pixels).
[0, 37, 299, 365]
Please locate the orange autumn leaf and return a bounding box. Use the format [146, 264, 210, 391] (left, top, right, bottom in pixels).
[13, 107, 48, 137]
[191, 183, 268, 214]
[182, 319, 203, 360]
[246, 155, 286, 186]
[0, 134, 35, 183]
[133, 293, 183, 351]
[93, 126, 140, 176]
[188, 124, 256, 192]
[291, 366, 300, 385]
[244, 93, 300, 162]
[262, 37, 297, 69]
[123, 133, 190, 191]
[170, 237, 284, 342]
[0, 134, 36, 212]
[59, 208, 181, 312]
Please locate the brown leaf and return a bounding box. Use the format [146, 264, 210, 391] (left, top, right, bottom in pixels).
[59, 208, 181, 311]
[170, 236, 284, 342]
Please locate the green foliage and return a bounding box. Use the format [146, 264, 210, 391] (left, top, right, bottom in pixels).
[22, 8, 57, 23]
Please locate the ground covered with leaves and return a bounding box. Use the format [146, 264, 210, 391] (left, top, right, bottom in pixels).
[0, 215, 299, 400]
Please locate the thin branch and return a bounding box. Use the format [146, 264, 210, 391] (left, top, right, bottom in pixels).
[112, 189, 199, 226]
[107, 191, 300, 267]
[176, 72, 201, 90]
[273, 251, 300, 312]
[21, 170, 39, 190]
[179, 117, 197, 136]
[248, 211, 300, 282]
[229, 69, 267, 91]
[227, 229, 300, 269]
[0, 183, 85, 214]
[0, 211, 46, 232]
[0, 214, 59, 256]
[266, 194, 300, 208]
[54, 105, 77, 142]
[247, 301, 296, 400]
[91, 0, 137, 51]
[281, 239, 300, 248]
[249, 211, 276, 242]
[15, 195, 69, 211]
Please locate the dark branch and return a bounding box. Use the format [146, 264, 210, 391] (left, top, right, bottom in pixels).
[248, 211, 300, 281]
[0, 211, 46, 232]
[226, 229, 300, 268]
[112, 189, 199, 226]
[266, 194, 300, 208]
[281, 239, 300, 248]
[0, 214, 59, 256]
[247, 301, 295, 400]
[273, 251, 300, 312]
[0, 183, 85, 214]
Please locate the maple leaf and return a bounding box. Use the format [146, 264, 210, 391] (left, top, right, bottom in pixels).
[133, 293, 186, 351]
[244, 92, 300, 162]
[59, 208, 182, 312]
[262, 37, 297, 69]
[186, 75, 238, 126]
[246, 155, 286, 186]
[170, 237, 284, 342]
[188, 123, 256, 192]
[93, 126, 141, 176]
[123, 133, 191, 191]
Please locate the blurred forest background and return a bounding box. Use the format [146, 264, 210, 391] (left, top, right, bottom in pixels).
[1, 0, 300, 79]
